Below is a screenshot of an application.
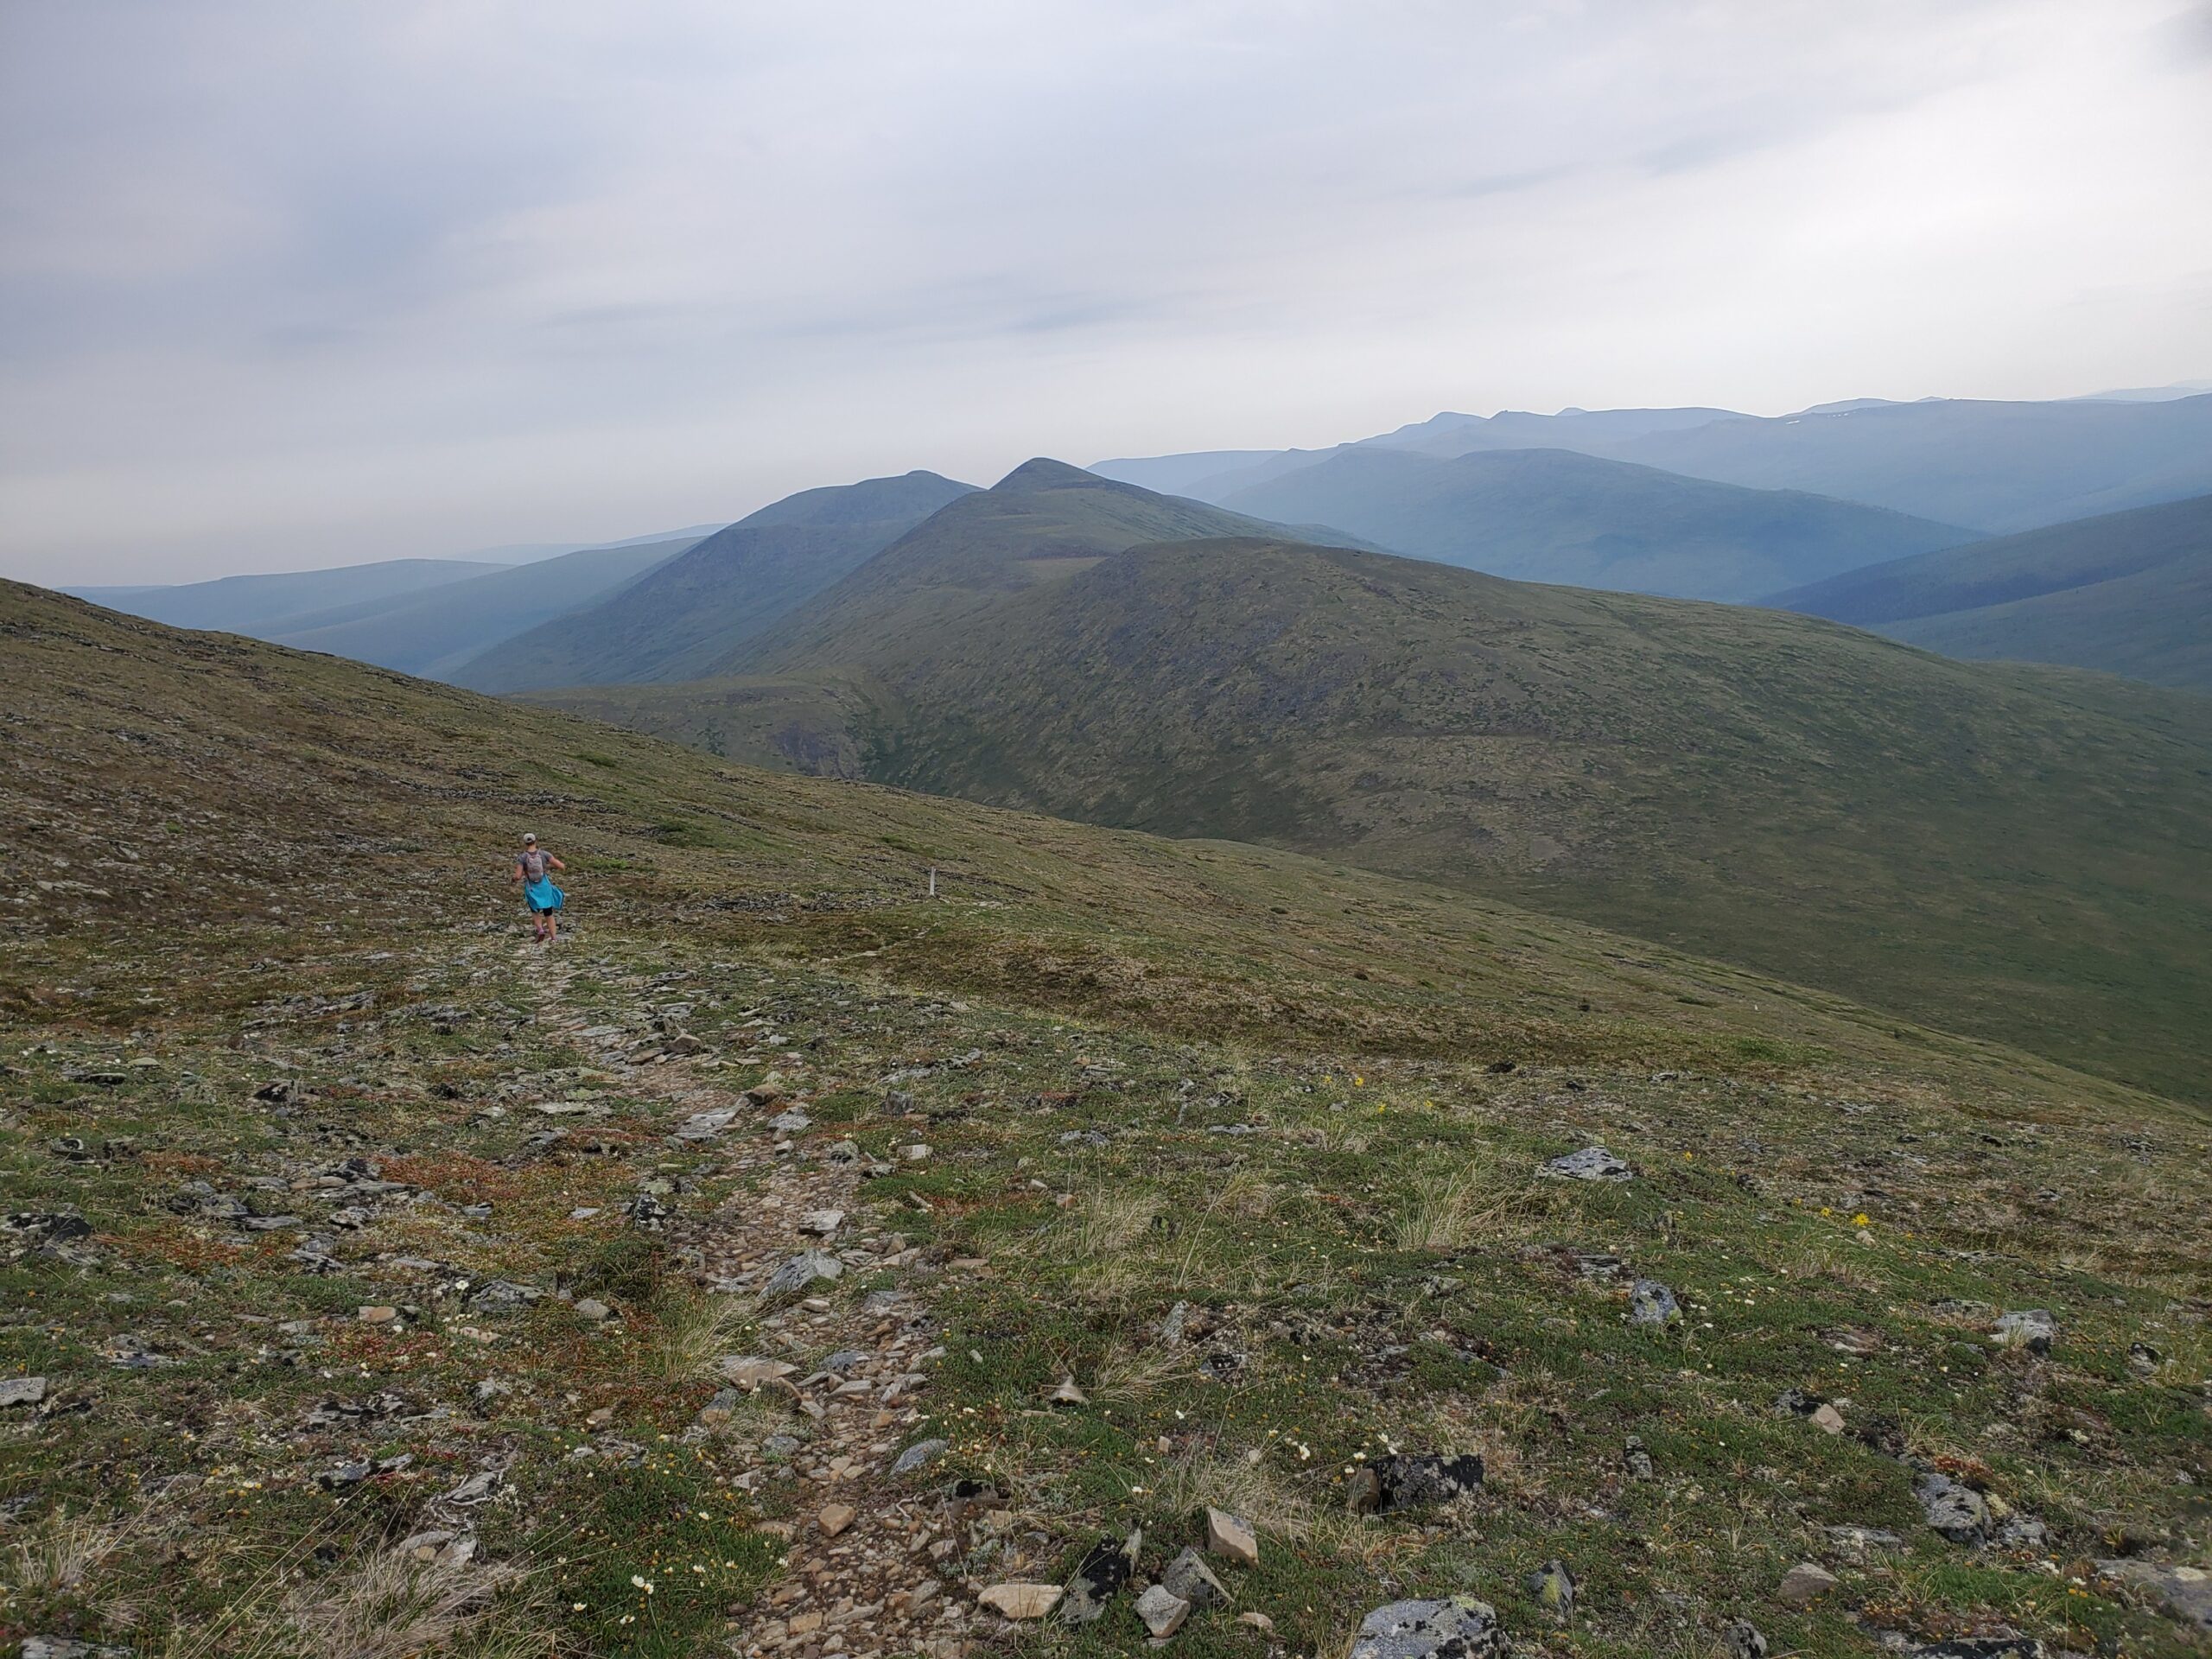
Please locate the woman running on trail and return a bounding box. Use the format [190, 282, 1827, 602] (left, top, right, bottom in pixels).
[512, 832, 568, 943]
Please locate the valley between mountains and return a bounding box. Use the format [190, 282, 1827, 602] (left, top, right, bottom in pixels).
[3, 581, 2211, 1658]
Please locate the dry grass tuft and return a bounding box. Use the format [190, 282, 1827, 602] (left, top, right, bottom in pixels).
[1090, 1338, 1198, 1404]
[1392, 1154, 1547, 1252]
[1, 1509, 140, 1599]
[1149, 1450, 1321, 1545]
[1061, 1187, 1162, 1258]
[1057, 1187, 1165, 1304]
[273, 1554, 533, 1659]
[643, 1292, 751, 1381]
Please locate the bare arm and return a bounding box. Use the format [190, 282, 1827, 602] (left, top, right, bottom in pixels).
[547, 855, 567, 871]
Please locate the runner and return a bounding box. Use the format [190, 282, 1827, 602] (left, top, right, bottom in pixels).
[512, 832, 568, 942]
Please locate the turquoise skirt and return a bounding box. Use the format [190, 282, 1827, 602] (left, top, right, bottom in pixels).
[524, 876, 564, 912]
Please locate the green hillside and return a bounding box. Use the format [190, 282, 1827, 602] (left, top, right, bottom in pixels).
[455, 472, 976, 692]
[269, 533, 700, 680]
[728, 458, 1357, 677]
[543, 474, 2212, 1102]
[1217, 446, 1975, 601]
[1769, 494, 2212, 691]
[6, 578, 2211, 1659]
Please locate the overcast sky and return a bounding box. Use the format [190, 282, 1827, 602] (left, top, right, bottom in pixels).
[3, 0, 2209, 584]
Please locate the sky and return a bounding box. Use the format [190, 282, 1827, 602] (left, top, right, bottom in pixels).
[3, 1, 2209, 584]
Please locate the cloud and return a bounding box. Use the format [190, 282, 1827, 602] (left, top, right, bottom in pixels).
[1, 0, 2208, 581]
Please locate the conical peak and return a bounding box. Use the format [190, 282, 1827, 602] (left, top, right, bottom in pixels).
[993, 457, 1109, 493]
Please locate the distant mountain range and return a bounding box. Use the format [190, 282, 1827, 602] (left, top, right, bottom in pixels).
[63, 531, 716, 682]
[1103, 392, 2212, 533]
[1096, 405, 1743, 500]
[68, 558, 510, 635]
[1770, 493, 2212, 692]
[1212, 445, 1974, 601]
[262, 536, 702, 681]
[524, 460, 2212, 1103]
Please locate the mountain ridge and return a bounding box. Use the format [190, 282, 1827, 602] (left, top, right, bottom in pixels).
[1216, 444, 1977, 600]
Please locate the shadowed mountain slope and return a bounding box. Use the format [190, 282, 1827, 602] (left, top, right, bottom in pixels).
[1766, 494, 2212, 691]
[454, 472, 976, 693]
[1217, 445, 1976, 600]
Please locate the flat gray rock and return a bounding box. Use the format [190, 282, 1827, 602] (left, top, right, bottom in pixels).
[1916, 1471, 1989, 1544]
[891, 1437, 948, 1477]
[1541, 1147, 1633, 1182]
[760, 1249, 842, 1302]
[1992, 1308, 2056, 1354]
[2097, 1559, 2212, 1631]
[0, 1376, 48, 1408]
[1347, 1597, 1510, 1659]
[1160, 1545, 1229, 1608]
[674, 1108, 738, 1140]
[1628, 1279, 1681, 1326]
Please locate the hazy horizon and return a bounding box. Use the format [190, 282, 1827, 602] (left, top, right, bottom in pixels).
[5, 1, 2209, 585]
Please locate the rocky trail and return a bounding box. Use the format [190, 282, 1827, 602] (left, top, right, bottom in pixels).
[523, 945, 980, 1659]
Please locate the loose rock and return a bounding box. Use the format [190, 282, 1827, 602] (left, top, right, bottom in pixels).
[1775, 1561, 1838, 1608]
[1721, 1618, 1769, 1659]
[1136, 1583, 1192, 1638]
[1991, 1309, 2056, 1354]
[1205, 1505, 1259, 1567]
[2096, 1559, 2212, 1632]
[1541, 1147, 1634, 1182]
[1528, 1559, 1575, 1616]
[1059, 1529, 1141, 1625]
[1161, 1546, 1229, 1609]
[978, 1582, 1062, 1620]
[1347, 1597, 1510, 1659]
[1366, 1452, 1484, 1513]
[1628, 1279, 1681, 1326]
[759, 1249, 842, 1303]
